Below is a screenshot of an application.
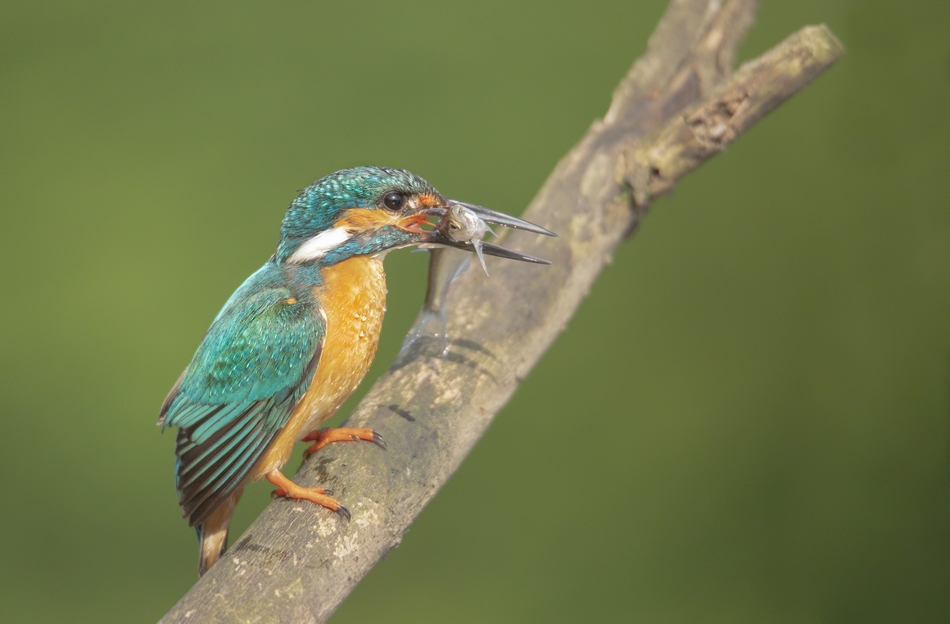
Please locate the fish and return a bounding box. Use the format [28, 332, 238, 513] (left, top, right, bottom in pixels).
[399, 203, 555, 358]
[441, 203, 494, 275]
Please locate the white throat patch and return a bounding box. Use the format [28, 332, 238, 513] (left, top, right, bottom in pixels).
[287, 227, 352, 264]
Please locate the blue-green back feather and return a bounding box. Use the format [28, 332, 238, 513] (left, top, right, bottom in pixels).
[160, 262, 325, 527]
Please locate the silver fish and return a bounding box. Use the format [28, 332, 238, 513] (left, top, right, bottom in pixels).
[399, 202, 555, 358]
[400, 206, 489, 356]
[440, 203, 494, 275]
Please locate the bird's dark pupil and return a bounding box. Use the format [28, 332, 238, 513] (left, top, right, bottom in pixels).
[384, 192, 404, 210]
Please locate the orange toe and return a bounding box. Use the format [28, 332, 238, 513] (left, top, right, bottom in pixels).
[270, 484, 333, 499]
[302, 427, 386, 459]
[266, 470, 348, 519]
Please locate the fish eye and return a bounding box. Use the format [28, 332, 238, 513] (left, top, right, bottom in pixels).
[382, 192, 405, 211]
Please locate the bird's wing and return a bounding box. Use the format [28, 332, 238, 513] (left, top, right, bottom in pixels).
[160, 286, 324, 527]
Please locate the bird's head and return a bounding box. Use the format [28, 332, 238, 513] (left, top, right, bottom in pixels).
[276, 166, 553, 266]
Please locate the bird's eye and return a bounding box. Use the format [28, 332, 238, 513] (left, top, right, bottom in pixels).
[382, 192, 405, 211]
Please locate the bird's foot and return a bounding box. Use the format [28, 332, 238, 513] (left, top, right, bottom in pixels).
[301, 427, 386, 460]
[266, 469, 351, 520]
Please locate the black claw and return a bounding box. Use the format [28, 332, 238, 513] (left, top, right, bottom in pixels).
[372, 431, 387, 450]
[336, 504, 352, 522]
[323, 488, 333, 497]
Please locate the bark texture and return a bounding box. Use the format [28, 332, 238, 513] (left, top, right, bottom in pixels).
[159, 1, 843, 622]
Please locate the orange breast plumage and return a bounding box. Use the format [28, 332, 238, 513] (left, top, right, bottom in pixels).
[250, 255, 387, 478]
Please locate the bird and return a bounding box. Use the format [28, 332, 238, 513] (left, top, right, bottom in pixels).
[157, 166, 554, 575]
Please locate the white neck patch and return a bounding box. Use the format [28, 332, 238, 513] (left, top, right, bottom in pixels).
[287, 227, 352, 264]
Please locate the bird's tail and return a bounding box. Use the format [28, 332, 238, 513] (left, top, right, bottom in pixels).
[196, 488, 243, 576]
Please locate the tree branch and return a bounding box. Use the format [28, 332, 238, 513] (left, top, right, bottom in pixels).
[159, 2, 843, 622]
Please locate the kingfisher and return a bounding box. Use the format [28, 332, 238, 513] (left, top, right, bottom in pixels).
[158, 166, 552, 575]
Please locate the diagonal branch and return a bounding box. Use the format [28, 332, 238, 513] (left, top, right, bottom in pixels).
[159, 2, 843, 622]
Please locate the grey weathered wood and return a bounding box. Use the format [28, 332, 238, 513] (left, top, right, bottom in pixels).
[159, 2, 843, 622]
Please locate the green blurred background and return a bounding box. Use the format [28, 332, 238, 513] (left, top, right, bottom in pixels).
[2, 1, 948, 622]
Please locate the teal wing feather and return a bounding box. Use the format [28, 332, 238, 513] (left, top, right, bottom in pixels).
[160, 272, 324, 527]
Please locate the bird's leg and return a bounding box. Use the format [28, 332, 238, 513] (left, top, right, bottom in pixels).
[266, 469, 351, 520]
[301, 427, 386, 460]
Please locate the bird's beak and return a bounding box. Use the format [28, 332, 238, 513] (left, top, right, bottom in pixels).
[448, 200, 557, 237]
[420, 200, 556, 265]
